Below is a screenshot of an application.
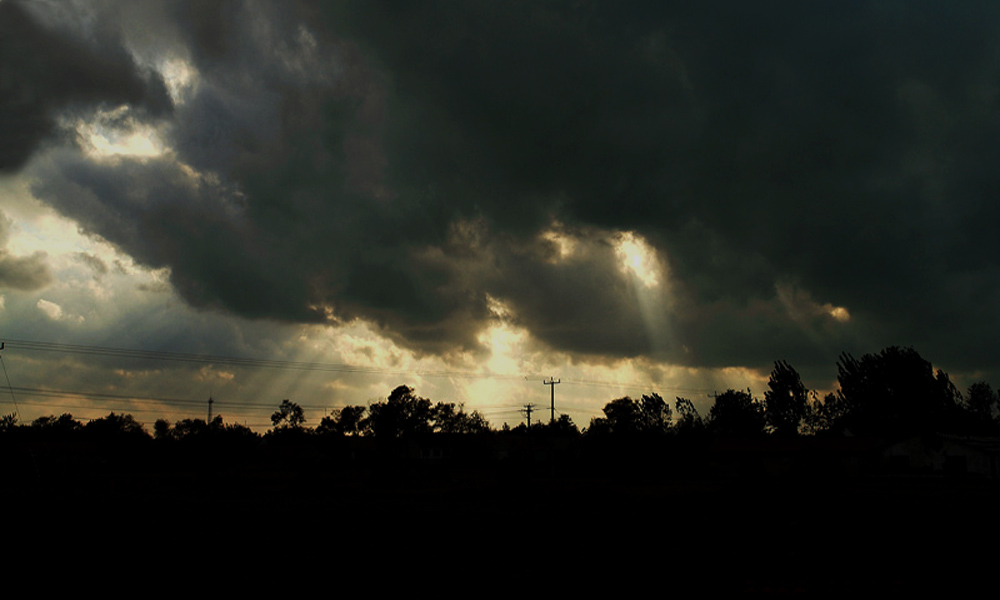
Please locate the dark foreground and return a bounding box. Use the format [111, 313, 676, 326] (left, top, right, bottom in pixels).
[6, 454, 997, 596]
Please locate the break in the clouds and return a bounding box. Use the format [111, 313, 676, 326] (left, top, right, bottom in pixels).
[6, 0, 1000, 382]
[0, 0, 170, 172]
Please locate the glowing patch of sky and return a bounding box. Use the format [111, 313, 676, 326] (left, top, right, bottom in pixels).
[540, 227, 577, 262]
[829, 306, 851, 322]
[776, 282, 852, 327]
[159, 58, 198, 105]
[615, 231, 661, 288]
[614, 231, 674, 358]
[70, 105, 167, 160]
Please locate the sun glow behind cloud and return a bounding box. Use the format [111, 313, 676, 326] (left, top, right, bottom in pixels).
[159, 58, 198, 105]
[72, 109, 166, 160]
[776, 282, 852, 325]
[480, 295, 529, 376]
[615, 231, 661, 288]
[828, 306, 851, 322]
[539, 226, 578, 263]
[614, 231, 674, 357]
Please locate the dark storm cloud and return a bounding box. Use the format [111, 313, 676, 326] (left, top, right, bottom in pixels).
[17, 1, 1000, 376]
[0, 1, 170, 171]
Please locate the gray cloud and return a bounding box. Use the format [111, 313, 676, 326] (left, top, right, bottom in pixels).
[76, 252, 108, 278]
[0, 252, 51, 291]
[0, 211, 51, 291]
[14, 1, 1000, 379]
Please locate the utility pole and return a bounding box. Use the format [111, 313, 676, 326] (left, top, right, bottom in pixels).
[521, 403, 537, 428]
[543, 377, 561, 424]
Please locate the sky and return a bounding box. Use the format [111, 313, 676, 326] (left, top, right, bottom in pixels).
[2, 0, 1000, 431]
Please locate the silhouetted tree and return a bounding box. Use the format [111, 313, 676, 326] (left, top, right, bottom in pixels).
[0, 412, 16, 433]
[589, 393, 672, 436]
[505, 421, 542, 435]
[548, 414, 579, 436]
[154, 418, 172, 440]
[588, 397, 637, 435]
[834, 347, 963, 437]
[174, 418, 207, 439]
[271, 399, 306, 430]
[432, 402, 491, 434]
[966, 381, 998, 424]
[764, 361, 808, 437]
[637, 393, 672, 433]
[803, 392, 846, 435]
[317, 405, 367, 436]
[84, 412, 148, 439]
[174, 416, 229, 439]
[674, 397, 705, 436]
[32, 413, 82, 434]
[80, 413, 150, 460]
[708, 389, 765, 437]
[219, 420, 257, 441]
[155, 415, 252, 444]
[364, 385, 434, 438]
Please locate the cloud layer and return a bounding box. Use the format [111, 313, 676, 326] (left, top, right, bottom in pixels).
[6, 0, 1000, 381]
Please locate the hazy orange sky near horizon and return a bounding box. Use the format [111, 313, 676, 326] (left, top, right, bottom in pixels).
[3, 1, 999, 430]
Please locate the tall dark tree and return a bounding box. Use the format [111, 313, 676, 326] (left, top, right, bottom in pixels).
[590, 397, 639, 435]
[966, 381, 998, 424]
[84, 412, 148, 439]
[317, 405, 367, 436]
[804, 392, 847, 435]
[432, 402, 491, 434]
[32, 413, 83, 434]
[271, 399, 306, 430]
[674, 397, 705, 436]
[764, 361, 808, 437]
[708, 389, 765, 438]
[169, 416, 229, 439]
[364, 385, 434, 438]
[548, 414, 579, 436]
[588, 393, 671, 436]
[834, 347, 963, 437]
[0, 413, 16, 433]
[81, 413, 150, 454]
[637, 393, 672, 433]
[153, 418, 172, 440]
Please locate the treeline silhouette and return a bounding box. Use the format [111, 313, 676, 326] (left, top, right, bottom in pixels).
[3, 345, 999, 478]
[5, 346, 999, 594]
